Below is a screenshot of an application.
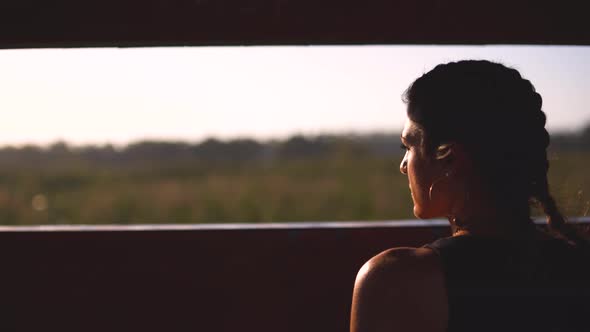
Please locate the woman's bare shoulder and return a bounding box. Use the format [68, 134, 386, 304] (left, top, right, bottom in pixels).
[350, 246, 447, 332]
[356, 246, 444, 287]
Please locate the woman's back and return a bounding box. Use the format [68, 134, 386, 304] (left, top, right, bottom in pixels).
[424, 230, 590, 332]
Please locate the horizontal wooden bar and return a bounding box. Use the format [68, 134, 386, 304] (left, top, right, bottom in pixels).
[0, 0, 589, 48]
[0, 217, 586, 232]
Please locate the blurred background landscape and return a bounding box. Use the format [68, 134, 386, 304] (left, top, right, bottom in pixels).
[1, 45, 589, 225]
[0, 127, 588, 225]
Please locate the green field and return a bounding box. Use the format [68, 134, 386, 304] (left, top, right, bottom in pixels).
[545, 152, 590, 219]
[0, 146, 587, 225]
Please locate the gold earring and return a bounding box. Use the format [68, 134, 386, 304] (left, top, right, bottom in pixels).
[429, 172, 450, 201]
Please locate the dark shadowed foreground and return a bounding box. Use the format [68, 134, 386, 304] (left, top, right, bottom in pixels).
[0, 219, 587, 332]
[0, 221, 447, 332]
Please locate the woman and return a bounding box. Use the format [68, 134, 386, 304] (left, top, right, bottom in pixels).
[350, 60, 590, 332]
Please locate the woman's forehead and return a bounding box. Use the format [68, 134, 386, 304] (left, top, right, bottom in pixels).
[401, 119, 422, 143]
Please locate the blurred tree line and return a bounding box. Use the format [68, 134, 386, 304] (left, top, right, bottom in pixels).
[0, 134, 402, 169]
[548, 125, 590, 152]
[0, 126, 588, 168]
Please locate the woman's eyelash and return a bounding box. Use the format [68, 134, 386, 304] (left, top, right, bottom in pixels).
[400, 144, 409, 151]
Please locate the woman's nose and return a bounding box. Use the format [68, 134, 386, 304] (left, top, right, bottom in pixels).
[400, 158, 408, 175]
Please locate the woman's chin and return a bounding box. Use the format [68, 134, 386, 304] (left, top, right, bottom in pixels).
[413, 206, 427, 219]
[413, 205, 435, 219]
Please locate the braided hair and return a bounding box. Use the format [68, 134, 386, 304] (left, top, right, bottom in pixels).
[403, 60, 588, 247]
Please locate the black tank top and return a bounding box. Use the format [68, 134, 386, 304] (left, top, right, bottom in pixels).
[423, 232, 590, 332]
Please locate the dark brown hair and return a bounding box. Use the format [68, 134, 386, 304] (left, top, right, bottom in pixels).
[403, 60, 588, 246]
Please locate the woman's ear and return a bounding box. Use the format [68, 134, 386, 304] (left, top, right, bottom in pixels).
[436, 142, 470, 172]
[435, 143, 453, 162]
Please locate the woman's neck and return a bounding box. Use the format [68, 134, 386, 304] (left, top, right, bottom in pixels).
[448, 210, 536, 240]
[446, 178, 537, 239]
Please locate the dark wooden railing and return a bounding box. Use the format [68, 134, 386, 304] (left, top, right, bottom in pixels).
[0, 0, 589, 48]
[0, 217, 587, 332]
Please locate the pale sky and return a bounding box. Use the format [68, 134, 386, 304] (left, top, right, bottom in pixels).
[0, 45, 588, 147]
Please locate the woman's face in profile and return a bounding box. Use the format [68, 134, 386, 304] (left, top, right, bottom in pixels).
[400, 118, 449, 219]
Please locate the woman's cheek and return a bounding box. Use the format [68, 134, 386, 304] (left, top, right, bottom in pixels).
[412, 189, 427, 218]
[409, 157, 431, 218]
[408, 169, 422, 216]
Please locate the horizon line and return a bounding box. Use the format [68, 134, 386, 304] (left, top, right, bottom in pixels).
[0, 125, 587, 149]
